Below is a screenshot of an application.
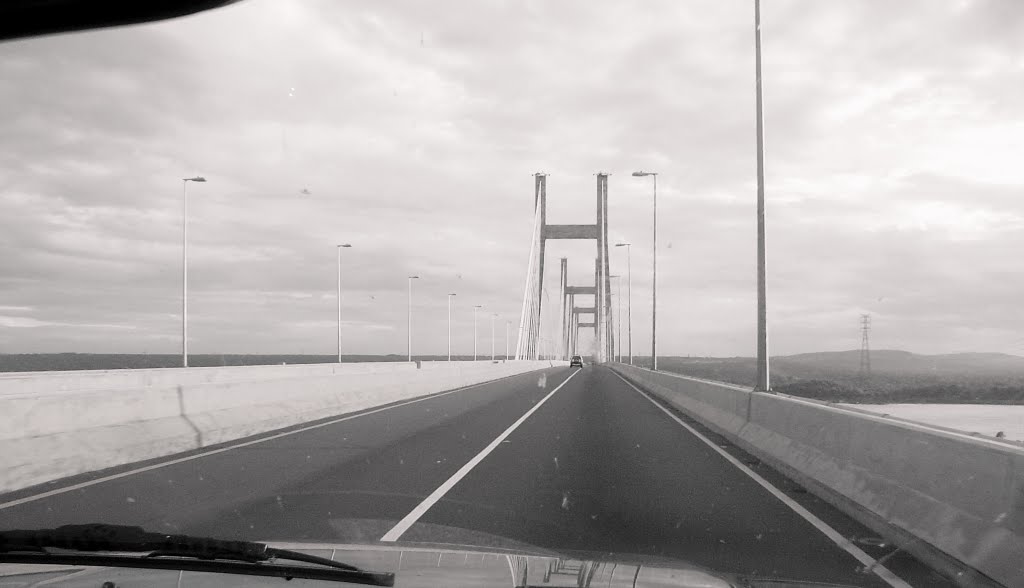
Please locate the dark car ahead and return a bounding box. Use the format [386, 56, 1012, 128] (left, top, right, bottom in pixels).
[570, 355, 584, 368]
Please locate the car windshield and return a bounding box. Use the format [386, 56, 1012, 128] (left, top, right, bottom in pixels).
[1, 2, 1021, 587]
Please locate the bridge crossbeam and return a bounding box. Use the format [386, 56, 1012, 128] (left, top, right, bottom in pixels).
[544, 224, 598, 240]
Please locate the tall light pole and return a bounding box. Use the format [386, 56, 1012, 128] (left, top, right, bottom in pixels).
[615, 242, 632, 365]
[491, 313, 498, 361]
[336, 244, 352, 363]
[181, 176, 206, 368]
[505, 320, 511, 361]
[611, 275, 621, 362]
[447, 293, 457, 361]
[407, 276, 419, 362]
[632, 171, 657, 370]
[754, 0, 770, 391]
[473, 305, 483, 360]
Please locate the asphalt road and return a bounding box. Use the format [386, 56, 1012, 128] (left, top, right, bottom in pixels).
[0, 365, 956, 587]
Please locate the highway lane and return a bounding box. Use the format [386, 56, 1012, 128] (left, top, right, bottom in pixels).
[403, 367, 950, 587]
[0, 365, 955, 587]
[0, 367, 573, 537]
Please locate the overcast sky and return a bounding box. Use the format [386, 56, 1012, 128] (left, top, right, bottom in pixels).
[2, 0, 1024, 357]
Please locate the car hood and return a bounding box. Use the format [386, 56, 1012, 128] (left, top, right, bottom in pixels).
[0, 541, 866, 588]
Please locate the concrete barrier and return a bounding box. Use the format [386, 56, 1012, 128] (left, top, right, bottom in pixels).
[0, 362, 409, 397]
[611, 363, 1024, 588]
[608, 365, 752, 436]
[0, 360, 561, 495]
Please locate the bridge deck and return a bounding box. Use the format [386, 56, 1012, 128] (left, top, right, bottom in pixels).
[0, 366, 953, 587]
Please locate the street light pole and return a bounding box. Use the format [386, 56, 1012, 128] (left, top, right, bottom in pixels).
[407, 276, 419, 362]
[506, 320, 511, 361]
[181, 176, 206, 368]
[653, 175, 657, 370]
[473, 305, 483, 361]
[754, 0, 770, 391]
[337, 244, 352, 363]
[611, 275, 621, 362]
[616, 242, 632, 365]
[491, 314, 497, 361]
[447, 293, 456, 361]
[632, 172, 657, 370]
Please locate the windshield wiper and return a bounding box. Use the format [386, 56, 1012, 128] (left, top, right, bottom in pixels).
[0, 523, 394, 586]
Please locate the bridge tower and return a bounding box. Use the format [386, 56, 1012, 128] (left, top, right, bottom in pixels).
[516, 174, 614, 362]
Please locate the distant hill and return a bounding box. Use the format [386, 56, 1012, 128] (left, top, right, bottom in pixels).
[776, 350, 1024, 376]
[655, 351, 1024, 404]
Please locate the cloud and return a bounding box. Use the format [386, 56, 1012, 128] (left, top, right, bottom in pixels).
[0, 315, 134, 330]
[1, 0, 1024, 356]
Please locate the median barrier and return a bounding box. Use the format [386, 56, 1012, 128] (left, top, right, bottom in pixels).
[0, 360, 563, 495]
[610, 363, 1024, 588]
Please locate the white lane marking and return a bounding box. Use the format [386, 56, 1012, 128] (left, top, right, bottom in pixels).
[610, 370, 913, 588]
[0, 370, 560, 511]
[380, 369, 580, 542]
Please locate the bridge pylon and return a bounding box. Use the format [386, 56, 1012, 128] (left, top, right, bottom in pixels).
[516, 174, 614, 362]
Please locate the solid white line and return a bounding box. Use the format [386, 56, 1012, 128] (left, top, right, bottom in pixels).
[380, 369, 580, 542]
[0, 370, 556, 511]
[610, 370, 913, 588]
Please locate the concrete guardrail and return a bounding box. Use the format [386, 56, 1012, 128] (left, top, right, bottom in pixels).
[610, 363, 1024, 588]
[0, 362, 409, 397]
[0, 360, 563, 495]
